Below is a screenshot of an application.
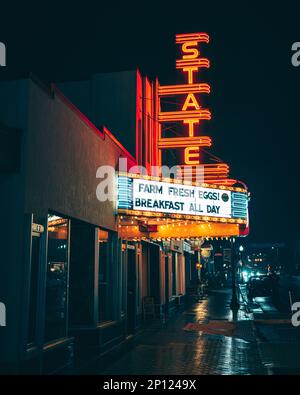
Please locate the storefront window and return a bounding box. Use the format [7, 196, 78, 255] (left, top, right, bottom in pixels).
[172, 252, 177, 296]
[27, 221, 41, 346]
[136, 252, 141, 311]
[121, 244, 127, 317]
[184, 252, 192, 289]
[68, 218, 95, 326]
[45, 214, 69, 343]
[98, 229, 113, 323]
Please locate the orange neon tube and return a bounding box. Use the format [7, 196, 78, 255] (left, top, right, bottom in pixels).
[177, 164, 230, 175]
[158, 83, 211, 96]
[176, 58, 210, 69]
[158, 136, 212, 148]
[158, 109, 211, 122]
[210, 179, 238, 186]
[176, 33, 210, 44]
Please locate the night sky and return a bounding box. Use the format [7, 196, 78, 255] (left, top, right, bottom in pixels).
[1, 2, 300, 245]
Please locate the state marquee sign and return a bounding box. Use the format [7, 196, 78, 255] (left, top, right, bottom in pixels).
[133, 178, 232, 217]
[117, 175, 248, 222]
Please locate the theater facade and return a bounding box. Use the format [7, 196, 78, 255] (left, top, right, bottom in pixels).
[0, 32, 249, 374]
[115, 32, 249, 319]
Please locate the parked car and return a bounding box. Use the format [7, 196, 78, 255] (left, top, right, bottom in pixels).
[246, 275, 272, 299]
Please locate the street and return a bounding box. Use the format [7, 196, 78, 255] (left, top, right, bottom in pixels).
[1, 5, 300, 379]
[98, 289, 265, 375]
[277, 275, 300, 311]
[96, 283, 300, 376]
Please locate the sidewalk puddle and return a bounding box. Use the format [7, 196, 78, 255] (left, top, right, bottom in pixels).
[184, 320, 255, 342]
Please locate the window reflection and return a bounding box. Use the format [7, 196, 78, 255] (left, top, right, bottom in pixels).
[172, 252, 177, 296]
[27, 228, 40, 346]
[45, 214, 69, 343]
[98, 229, 112, 323]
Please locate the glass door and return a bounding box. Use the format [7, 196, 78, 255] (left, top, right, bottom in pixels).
[45, 214, 70, 343]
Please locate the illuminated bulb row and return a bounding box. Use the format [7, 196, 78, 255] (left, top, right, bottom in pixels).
[120, 218, 232, 228]
[119, 221, 246, 228]
[117, 172, 248, 193]
[119, 213, 247, 225]
[122, 236, 230, 242]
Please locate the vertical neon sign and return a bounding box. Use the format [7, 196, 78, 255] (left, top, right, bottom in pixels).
[158, 32, 211, 167]
[157, 33, 234, 185]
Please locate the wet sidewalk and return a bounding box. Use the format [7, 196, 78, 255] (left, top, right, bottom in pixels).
[99, 289, 267, 375]
[249, 295, 300, 374]
[239, 283, 300, 374]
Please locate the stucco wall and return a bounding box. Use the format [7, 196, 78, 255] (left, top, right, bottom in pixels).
[24, 80, 123, 231]
[0, 80, 29, 364]
[0, 78, 130, 365]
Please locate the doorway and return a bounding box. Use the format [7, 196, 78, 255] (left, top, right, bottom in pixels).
[164, 255, 169, 316]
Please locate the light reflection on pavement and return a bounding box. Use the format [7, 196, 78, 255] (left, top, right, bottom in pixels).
[99, 289, 267, 375]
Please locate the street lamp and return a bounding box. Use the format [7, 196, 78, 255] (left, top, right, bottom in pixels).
[237, 245, 244, 284]
[230, 238, 240, 312]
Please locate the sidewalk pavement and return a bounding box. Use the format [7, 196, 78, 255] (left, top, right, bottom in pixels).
[99, 289, 267, 375]
[240, 284, 300, 374]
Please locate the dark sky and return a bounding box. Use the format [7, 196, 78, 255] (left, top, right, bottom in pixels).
[1, 1, 300, 244]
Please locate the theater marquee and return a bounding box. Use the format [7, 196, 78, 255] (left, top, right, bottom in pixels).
[118, 174, 248, 223]
[117, 31, 250, 240]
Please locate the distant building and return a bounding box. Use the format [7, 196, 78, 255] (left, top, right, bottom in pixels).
[243, 242, 287, 272]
